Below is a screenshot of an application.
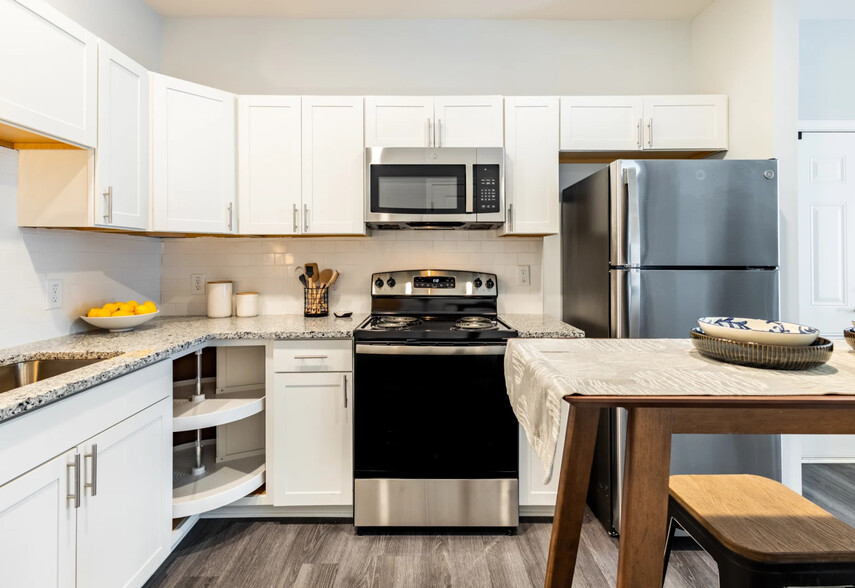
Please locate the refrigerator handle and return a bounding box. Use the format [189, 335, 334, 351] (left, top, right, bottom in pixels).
[623, 167, 641, 267]
[610, 269, 641, 338]
[628, 269, 641, 337]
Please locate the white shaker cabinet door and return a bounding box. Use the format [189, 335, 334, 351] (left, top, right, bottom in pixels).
[0, 0, 97, 147]
[76, 398, 172, 588]
[502, 96, 559, 236]
[238, 96, 302, 235]
[0, 449, 77, 588]
[519, 402, 568, 508]
[434, 96, 504, 148]
[302, 96, 365, 235]
[96, 41, 150, 230]
[365, 96, 434, 148]
[559, 96, 643, 151]
[643, 95, 728, 151]
[272, 372, 353, 506]
[151, 73, 236, 234]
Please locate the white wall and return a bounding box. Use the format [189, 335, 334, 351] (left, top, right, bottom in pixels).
[43, 0, 162, 70]
[799, 19, 855, 120]
[690, 0, 775, 159]
[160, 232, 542, 316]
[0, 147, 161, 348]
[161, 18, 692, 95]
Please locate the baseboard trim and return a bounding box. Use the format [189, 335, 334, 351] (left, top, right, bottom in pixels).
[521, 505, 556, 517]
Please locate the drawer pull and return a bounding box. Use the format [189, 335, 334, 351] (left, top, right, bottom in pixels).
[294, 355, 328, 360]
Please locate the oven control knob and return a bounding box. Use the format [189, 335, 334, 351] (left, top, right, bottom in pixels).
[374, 278, 384, 288]
[386, 277, 396, 288]
[473, 278, 483, 289]
[485, 279, 495, 289]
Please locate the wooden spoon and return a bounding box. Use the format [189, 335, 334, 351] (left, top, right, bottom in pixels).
[325, 270, 340, 290]
[318, 269, 334, 289]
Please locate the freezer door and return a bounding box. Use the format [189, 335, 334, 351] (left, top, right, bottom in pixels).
[610, 160, 779, 267]
[610, 268, 779, 338]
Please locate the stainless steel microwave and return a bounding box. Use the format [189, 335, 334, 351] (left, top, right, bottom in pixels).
[365, 147, 504, 229]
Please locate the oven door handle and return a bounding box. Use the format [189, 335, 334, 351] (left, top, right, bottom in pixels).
[355, 344, 506, 356]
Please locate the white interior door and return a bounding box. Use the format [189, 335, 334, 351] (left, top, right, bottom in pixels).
[238, 96, 302, 235]
[559, 96, 643, 151]
[76, 399, 171, 588]
[365, 96, 434, 147]
[0, 449, 77, 588]
[96, 41, 149, 230]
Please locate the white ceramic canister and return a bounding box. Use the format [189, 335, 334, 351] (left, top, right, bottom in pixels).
[235, 291, 259, 318]
[207, 281, 233, 318]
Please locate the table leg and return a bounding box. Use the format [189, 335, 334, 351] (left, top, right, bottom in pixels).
[616, 407, 673, 588]
[545, 405, 600, 587]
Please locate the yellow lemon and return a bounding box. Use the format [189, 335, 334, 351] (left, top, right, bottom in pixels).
[142, 301, 157, 311]
[87, 308, 101, 317]
[118, 303, 134, 313]
[102, 303, 119, 313]
[111, 310, 133, 317]
[97, 309, 112, 318]
[135, 306, 153, 315]
[126, 300, 139, 309]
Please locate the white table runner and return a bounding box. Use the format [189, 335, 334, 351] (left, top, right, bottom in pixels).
[505, 338, 855, 483]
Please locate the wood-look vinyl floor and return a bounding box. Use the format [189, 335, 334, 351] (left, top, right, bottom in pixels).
[147, 465, 853, 588]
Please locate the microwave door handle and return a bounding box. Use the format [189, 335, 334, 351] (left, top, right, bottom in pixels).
[465, 164, 474, 213]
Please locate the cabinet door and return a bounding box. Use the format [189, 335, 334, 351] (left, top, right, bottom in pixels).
[238, 96, 302, 235]
[434, 96, 504, 148]
[0, 449, 77, 588]
[96, 41, 150, 230]
[151, 73, 236, 233]
[519, 403, 568, 508]
[302, 96, 364, 235]
[272, 372, 352, 506]
[502, 96, 559, 236]
[76, 398, 171, 588]
[643, 95, 728, 151]
[559, 96, 643, 151]
[0, 0, 97, 147]
[365, 96, 434, 147]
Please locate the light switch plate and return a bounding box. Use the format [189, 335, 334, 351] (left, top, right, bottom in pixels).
[46, 279, 63, 309]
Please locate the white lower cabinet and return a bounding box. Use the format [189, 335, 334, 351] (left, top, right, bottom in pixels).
[0, 449, 76, 588]
[272, 371, 353, 506]
[519, 402, 568, 509]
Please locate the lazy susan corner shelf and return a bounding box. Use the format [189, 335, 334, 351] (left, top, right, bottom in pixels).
[172, 379, 265, 432]
[172, 440, 265, 518]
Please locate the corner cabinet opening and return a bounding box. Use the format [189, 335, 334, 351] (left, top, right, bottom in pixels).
[171, 344, 267, 525]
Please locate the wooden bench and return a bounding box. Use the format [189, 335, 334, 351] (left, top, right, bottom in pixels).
[663, 474, 855, 587]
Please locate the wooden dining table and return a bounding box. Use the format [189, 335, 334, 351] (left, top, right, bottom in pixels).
[502, 337, 855, 587]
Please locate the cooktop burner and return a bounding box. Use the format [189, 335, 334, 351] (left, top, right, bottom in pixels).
[356, 314, 516, 341]
[451, 316, 499, 331]
[370, 316, 423, 330]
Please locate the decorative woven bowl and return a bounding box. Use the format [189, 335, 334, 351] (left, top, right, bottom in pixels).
[845, 328, 855, 351]
[690, 328, 833, 370]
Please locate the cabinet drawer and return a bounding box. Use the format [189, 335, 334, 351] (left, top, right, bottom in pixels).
[273, 340, 353, 372]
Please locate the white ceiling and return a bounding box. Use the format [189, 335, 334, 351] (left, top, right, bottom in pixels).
[144, 0, 716, 20]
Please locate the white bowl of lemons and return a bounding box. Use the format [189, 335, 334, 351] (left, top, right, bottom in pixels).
[81, 300, 159, 332]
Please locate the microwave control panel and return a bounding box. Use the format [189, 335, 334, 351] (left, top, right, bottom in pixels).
[474, 165, 501, 213]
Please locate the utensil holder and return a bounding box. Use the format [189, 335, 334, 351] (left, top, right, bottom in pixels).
[304, 287, 329, 317]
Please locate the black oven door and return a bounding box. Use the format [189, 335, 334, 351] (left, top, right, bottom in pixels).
[369, 164, 468, 214]
[353, 343, 518, 479]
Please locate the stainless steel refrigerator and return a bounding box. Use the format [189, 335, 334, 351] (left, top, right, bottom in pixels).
[560, 159, 780, 536]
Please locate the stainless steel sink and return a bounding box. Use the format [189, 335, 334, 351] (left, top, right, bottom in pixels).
[0, 358, 109, 394]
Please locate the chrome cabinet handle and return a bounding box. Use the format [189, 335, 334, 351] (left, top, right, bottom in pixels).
[343, 374, 348, 408]
[84, 444, 97, 497]
[636, 119, 642, 149]
[508, 203, 513, 232]
[437, 119, 442, 147]
[67, 454, 80, 509]
[227, 202, 233, 232]
[292, 203, 298, 233]
[294, 354, 328, 360]
[103, 186, 113, 224]
[426, 118, 432, 147]
[647, 119, 653, 148]
[304, 204, 309, 232]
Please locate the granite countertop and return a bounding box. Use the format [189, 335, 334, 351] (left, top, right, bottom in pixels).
[0, 314, 368, 424]
[501, 314, 585, 339]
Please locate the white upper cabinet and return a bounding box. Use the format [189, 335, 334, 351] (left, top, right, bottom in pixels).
[151, 73, 236, 234]
[560, 96, 643, 151]
[96, 41, 149, 230]
[365, 96, 434, 148]
[501, 96, 559, 236]
[302, 96, 365, 235]
[0, 0, 97, 147]
[643, 95, 728, 151]
[238, 96, 302, 235]
[434, 96, 504, 148]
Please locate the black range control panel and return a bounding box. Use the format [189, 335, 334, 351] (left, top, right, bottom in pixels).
[413, 276, 456, 289]
[474, 164, 501, 213]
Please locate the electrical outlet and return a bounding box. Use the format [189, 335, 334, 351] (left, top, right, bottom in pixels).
[191, 274, 206, 294]
[518, 265, 531, 286]
[45, 279, 63, 309]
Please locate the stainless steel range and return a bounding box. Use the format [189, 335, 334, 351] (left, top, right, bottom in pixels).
[353, 269, 519, 529]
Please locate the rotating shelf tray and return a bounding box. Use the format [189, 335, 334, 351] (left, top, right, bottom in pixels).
[173, 380, 265, 432]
